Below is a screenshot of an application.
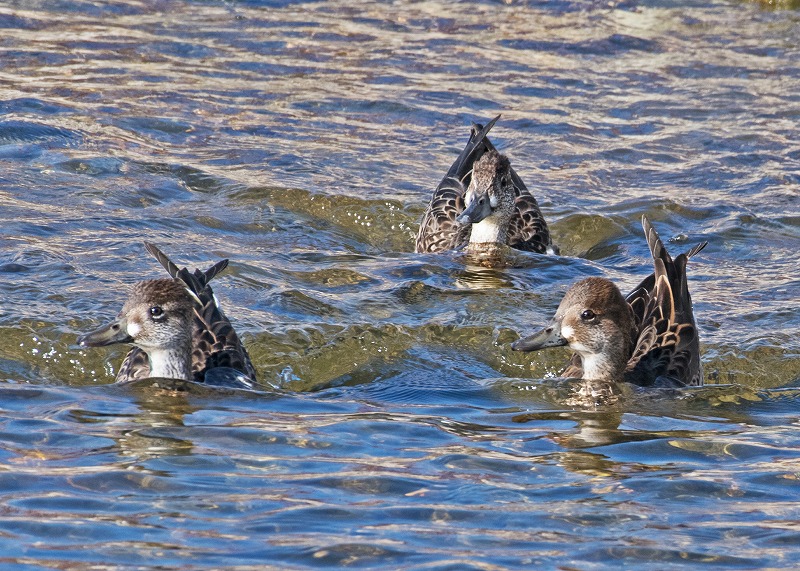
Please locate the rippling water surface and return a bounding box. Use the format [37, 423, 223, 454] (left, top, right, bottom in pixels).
[1, 0, 799, 568]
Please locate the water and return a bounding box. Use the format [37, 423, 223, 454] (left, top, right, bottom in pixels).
[0, 0, 799, 568]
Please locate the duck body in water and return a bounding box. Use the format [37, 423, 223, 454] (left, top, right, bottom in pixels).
[415, 116, 556, 255]
[78, 243, 257, 389]
[512, 216, 707, 387]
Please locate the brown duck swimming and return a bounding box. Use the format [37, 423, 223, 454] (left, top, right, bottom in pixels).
[512, 216, 707, 387]
[78, 243, 257, 388]
[415, 116, 556, 255]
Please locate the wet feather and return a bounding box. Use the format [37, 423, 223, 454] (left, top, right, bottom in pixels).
[415, 116, 555, 255]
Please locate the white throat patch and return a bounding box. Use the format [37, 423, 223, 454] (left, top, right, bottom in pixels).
[147, 348, 192, 381]
[469, 216, 503, 244]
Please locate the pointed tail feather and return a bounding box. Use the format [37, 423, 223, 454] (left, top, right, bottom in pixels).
[202, 259, 229, 283]
[144, 242, 181, 279]
[472, 119, 499, 153]
[641, 215, 707, 265]
[641, 215, 708, 307]
[443, 114, 500, 183]
[685, 240, 708, 258]
[641, 215, 673, 268]
[469, 114, 500, 148]
[144, 242, 228, 295]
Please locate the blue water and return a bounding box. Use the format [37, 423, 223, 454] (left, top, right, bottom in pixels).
[0, 0, 799, 568]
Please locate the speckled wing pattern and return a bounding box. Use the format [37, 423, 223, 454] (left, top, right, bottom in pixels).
[623, 217, 707, 387]
[507, 187, 554, 254]
[414, 177, 470, 253]
[415, 116, 554, 254]
[121, 243, 257, 387]
[116, 346, 152, 383]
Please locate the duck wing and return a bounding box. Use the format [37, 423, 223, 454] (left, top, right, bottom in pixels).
[190, 294, 258, 389]
[508, 189, 555, 254]
[415, 116, 500, 253]
[115, 347, 152, 383]
[624, 217, 707, 387]
[144, 242, 258, 387]
[504, 148, 555, 253]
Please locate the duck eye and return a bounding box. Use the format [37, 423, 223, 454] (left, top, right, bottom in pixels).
[580, 309, 596, 321]
[149, 306, 164, 320]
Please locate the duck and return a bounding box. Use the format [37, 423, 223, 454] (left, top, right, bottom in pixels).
[78, 243, 257, 389]
[415, 115, 556, 255]
[512, 216, 707, 387]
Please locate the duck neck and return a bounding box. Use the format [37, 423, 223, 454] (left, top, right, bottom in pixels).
[579, 352, 627, 381]
[147, 347, 193, 381]
[468, 214, 509, 246]
[577, 330, 631, 380]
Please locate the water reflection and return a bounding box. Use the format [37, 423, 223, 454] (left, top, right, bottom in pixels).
[453, 265, 516, 290]
[0, 0, 799, 567]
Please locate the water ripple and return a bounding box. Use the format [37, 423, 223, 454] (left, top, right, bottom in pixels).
[0, 0, 799, 568]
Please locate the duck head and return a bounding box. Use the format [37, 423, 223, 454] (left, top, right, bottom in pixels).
[457, 151, 516, 244]
[512, 277, 638, 381]
[78, 278, 196, 380]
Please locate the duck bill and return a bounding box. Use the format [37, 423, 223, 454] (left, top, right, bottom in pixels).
[78, 318, 133, 347]
[456, 191, 492, 225]
[512, 320, 568, 352]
